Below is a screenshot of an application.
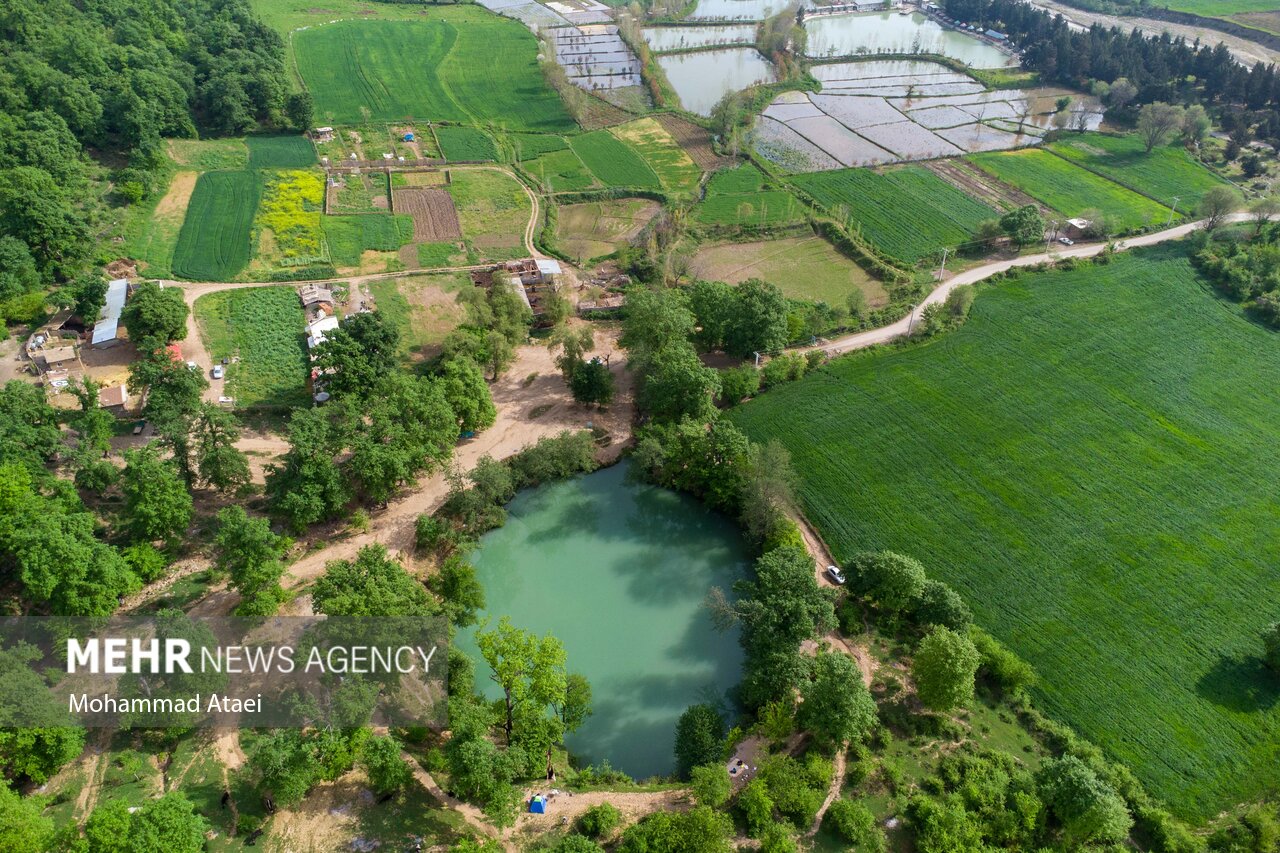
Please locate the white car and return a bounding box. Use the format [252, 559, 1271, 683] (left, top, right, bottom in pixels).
[1058, 236, 1075, 246]
[186, 360, 198, 370]
[212, 364, 224, 380]
[826, 565, 846, 585]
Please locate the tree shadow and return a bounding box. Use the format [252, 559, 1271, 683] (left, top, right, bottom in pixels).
[1195, 653, 1280, 713]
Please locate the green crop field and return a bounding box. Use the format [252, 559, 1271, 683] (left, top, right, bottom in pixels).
[294, 11, 573, 130]
[511, 133, 569, 159]
[693, 164, 806, 228]
[790, 166, 997, 263]
[435, 126, 497, 162]
[524, 149, 597, 192]
[569, 131, 662, 190]
[1160, 0, 1280, 15]
[970, 148, 1174, 230]
[246, 134, 316, 169]
[447, 169, 531, 262]
[1048, 132, 1232, 211]
[172, 171, 261, 280]
[611, 118, 703, 196]
[729, 244, 1280, 820]
[194, 287, 309, 407]
[322, 214, 413, 266]
[692, 234, 887, 307]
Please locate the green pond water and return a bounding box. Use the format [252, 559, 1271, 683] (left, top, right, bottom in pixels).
[454, 462, 748, 779]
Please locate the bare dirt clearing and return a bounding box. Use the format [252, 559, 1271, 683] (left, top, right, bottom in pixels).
[395, 187, 463, 240]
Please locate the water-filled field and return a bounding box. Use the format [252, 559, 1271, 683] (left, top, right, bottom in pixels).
[455, 463, 748, 779]
[642, 24, 756, 52]
[656, 47, 777, 116]
[804, 11, 1016, 67]
[730, 245, 1280, 819]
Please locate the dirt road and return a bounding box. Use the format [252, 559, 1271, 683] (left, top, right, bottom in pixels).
[815, 213, 1254, 356]
[1020, 0, 1280, 66]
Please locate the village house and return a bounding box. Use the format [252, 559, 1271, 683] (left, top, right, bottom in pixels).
[92, 279, 129, 349]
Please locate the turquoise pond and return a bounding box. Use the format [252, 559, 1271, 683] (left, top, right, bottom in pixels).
[454, 462, 748, 779]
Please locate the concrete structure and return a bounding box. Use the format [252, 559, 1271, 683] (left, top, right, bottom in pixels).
[35, 345, 79, 373]
[307, 315, 340, 349]
[298, 284, 335, 310]
[1063, 218, 1093, 239]
[92, 279, 129, 349]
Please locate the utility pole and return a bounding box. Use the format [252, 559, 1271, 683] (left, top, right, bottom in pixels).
[907, 304, 917, 335]
[936, 246, 949, 281]
[754, 351, 761, 367]
[1167, 196, 1180, 227]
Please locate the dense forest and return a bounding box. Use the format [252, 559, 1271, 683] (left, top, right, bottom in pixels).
[944, 0, 1280, 121]
[0, 0, 290, 320]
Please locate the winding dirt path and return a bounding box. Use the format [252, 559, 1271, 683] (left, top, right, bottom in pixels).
[814, 213, 1255, 356]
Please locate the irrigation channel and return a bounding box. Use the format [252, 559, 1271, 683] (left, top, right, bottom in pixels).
[454, 462, 749, 779]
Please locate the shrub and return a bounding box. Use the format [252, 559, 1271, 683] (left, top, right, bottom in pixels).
[675, 704, 724, 780]
[825, 799, 887, 851]
[738, 778, 774, 838]
[690, 764, 731, 809]
[914, 579, 972, 630]
[507, 430, 599, 488]
[1037, 755, 1133, 844]
[759, 824, 798, 853]
[1264, 622, 1280, 672]
[718, 365, 760, 405]
[122, 543, 168, 583]
[912, 627, 980, 711]
[944, 285, 975, 319]
[577, 802, 622, 838]
[415, 514, 449, 552]
[970, 627, 1037, 697]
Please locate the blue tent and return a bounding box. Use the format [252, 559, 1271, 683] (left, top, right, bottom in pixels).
[403, 132, 415, 142]
[529, 795, 546, 814]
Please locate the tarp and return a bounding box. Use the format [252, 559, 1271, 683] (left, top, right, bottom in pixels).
[529, 796, 546, 814]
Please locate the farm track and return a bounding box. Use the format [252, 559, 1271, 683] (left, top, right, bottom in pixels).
[811, 212, 1259, 356]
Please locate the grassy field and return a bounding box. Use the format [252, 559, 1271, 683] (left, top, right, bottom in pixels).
[510, 133, 570, 159]
[970, 148, 1174, 230]
[122, 171, 199, 278]
[368, 274, 468, 361]
[294, 11, 573, 130]
[569, 131, 663, 190]
[254, 170, 326, 268]
[693, 164, 806, 228]
[1048, 132, 1231, 211]
[729, 244, 1280, 820]
[610, 118, 703, 197]
[167, 138, 248, 171]
[791, 166, 997, 263]
[172, 171, 261, 280]
[523, 149, 597, 192]
[554, 198, 661, 262]
[1158, 0, 1280, 15]
[691, 235, 887, 307]
[194, 287, 309, 407]
[246, 134, 316, 169]
[447, 169, 531, 262]
[435, 125, 498, 162]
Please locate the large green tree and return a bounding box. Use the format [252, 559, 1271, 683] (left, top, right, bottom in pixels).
[312, 544, 434, 617]
[1037, 756, 1132, 844]
[312, 311, 401, 398]
[798, 651, 877, 749]
[912, 627, 981, 711]
[121, 446, 192, 545]
[439, 356, 496, 433]
[121, 281, 188, 345]
[724, 279, 790, 357]
[476, 617, 572, 746]
[215, 506, 288, 617]
[674, 703, 724, 780]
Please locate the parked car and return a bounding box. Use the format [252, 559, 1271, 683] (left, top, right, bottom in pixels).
[186, 360, 198, 370]
[826, 565, 846, 585]
[212, 364, 224, 379]
[1058, 236, 1074, 246]
[131, 420, 147, 436]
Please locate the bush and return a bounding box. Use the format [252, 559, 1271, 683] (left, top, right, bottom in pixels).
[760, 824, 798, 853]
[825, 799, 887, 851]
[122, 542, 168, 583]
[913, 579, 972, 630]
[1265, 622, 1280, 672]
[851, 551, 926, 614]
[738, 778, 774, 838]
[759, 754, 828, 829]
[944, 285, 975, 319]
[577, 802, 622, 838]
[507, 430, 599, 488]
[718, 365, 760, 405]
[912, 627, 980, 711]
[415, 514, 449, 552]
[675, 704, 724, 780]
[970, 627, 1037, 697]
[760, 353, 808, 389]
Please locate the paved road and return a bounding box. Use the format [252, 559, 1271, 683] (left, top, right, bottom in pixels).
[1021, 0, 1280, 67]
[816, 213, 1252, 355]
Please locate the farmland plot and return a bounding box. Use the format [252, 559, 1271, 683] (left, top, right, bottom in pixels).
[446, 170, 531, 262]
[327, 172, 390, 214]
[194, 287, 308, 407]
[970, 148, 1174, 230]
[791, 166, 997, 262]
[323, 215, 413, 267]
[435, 126, 498, 162]
[295, 12, 573, 130]
[1048, 132, 1232, 210]
[610, 118, 703, 196]
[256, 171, 326, 268]
[691, 234, 887, 306]
[172, 171, 261, 281]
[394, 188, 463, 241]
[693, 164, 807, 228]
[555, 198, 661, 261]
[523, 149, 598, 192]
[246, 135, 316, 169]
[569, 131, 662, 190]
[729, 245, 1280, 820]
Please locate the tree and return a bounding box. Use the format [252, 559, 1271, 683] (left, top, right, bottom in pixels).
[554, 672, 593, 733]
[824, 799, 886, 851]
[674, 703, 724, 780]
[189, 403, 250, 491]
[122, 792, 209, 853]
[718, 365, 760, 406]
[578, 802, 623, 838]
[739, 440, 797, 546]
[636, 342, 720, 423]
[853, 551, 926, 613]
[618, 806, 733, 853]
[738, 778, 775, 838]
[569, 357, 614, 405]
[798, 652, 877, 749]
[360, 734, 412, 796]
[914, 579, 972, 630]
[0, 237, 40, 301]
[286, 93, 314, 131]
[215, 506, 287, 617]
[0, 648, 84, 786]
[440, 356, 496, 433]
[476, 616, 569, 744]
[426, 554, 486, 627]
[265, 407, 351, 531]
[1107, 77, 1137, 111]
[121, 445, 192, 545]
[1198, 185, 1242, 231]
[313, 544, 433, 616]
[549, 324, 595, 378]
[975, 218, 1004, 248]
[66, 273, 108, 323]
[1249, 196, 1280, 235]
[1264, 622, 1280, 672]
[1137, 102, 1185, 153]
[311, 311, 401, 398]
[0, 167, 90, 279]
[999, 205, 1045, 247]
[690, 764, 731, 808]
[1037, 756, 1132, 844]
[620, 287, 696, 358]
[0, 783, 53, 853]
[912, 627, 981, 711]
[689, 280, 735, 351]
[724, 279, 789, 357]
[1182, 104, 1211, 150]
[121, 281, 188, 345]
